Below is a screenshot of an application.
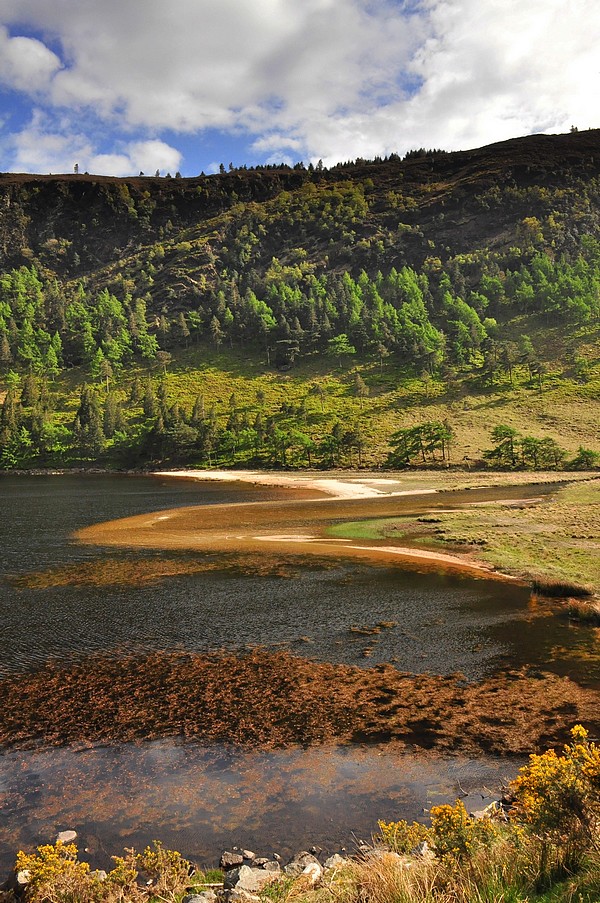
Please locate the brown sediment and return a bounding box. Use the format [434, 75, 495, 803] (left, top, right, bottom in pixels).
[0, 649, 597, 755]
[8, 552, 310, 588]
[74, 485, 546, 582]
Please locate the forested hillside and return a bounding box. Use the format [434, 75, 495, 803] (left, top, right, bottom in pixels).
[1, 129, 600, 470]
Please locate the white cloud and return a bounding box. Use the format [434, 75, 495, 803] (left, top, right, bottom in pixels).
[0, 26, 62, 92]
[0, 0, 599, 173]
[7, 110, 182, 175]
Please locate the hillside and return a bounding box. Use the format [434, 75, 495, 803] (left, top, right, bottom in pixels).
[1, 129, 600, 470]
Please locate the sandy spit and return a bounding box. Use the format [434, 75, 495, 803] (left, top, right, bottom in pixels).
[152, 469, 437, 500]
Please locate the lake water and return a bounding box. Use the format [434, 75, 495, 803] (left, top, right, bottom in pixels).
[0, 473, 596, 873]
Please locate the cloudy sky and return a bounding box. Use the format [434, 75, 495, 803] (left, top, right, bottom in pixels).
[0, 0, 598, 176]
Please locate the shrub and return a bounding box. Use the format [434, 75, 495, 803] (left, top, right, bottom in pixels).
[14, 842, 94, 903]
[510, 724, 600, 878]
[377, 819, 430, 853]
[15, 840, 192, 903]
[430, 800, 501, 861]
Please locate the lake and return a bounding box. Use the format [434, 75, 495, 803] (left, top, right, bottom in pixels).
[0, 473, 596, 873]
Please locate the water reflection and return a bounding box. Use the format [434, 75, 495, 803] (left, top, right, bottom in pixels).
[0, 474, 597, 875]
[0, 740, 522, 873]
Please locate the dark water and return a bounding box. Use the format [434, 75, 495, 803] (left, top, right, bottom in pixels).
[0, 474, 594, 681]
[0, 474, 596, 873]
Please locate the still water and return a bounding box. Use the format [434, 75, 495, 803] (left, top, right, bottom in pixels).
[0, 474, 595, 872]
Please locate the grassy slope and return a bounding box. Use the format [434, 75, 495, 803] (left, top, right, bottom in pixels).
[42, 315, 600, 469]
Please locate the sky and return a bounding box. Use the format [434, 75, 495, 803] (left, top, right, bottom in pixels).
[0, 0, 598, 177]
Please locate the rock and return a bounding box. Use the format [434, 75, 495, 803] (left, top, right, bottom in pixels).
[260, 861, 280, 873]
[241, 850, 255, 861]
[462, 792, 501, 819]
[183, 892, 217, 903]
[223, 865, 279, 894]
[252, 858, 269, 867]
[90, 870, 108, 881]
[56, 830, 77, 844]
[15, 869, 31, 888]
[323, 854, 348, 871]
[272, 852, 281, 861]
[300, 862, 323, 886]
[220, 851, 245, 870]
[284, 851, 320, 877]
[223, 891, 261, 903]
[409, 841, 435, 861]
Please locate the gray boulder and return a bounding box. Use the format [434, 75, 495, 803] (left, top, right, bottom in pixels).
[220, 851, 244, 870]
[223, 890, 261, 903]
[299, 862, 322, 886]
[284, 851, 320, 877]
[223, 865, 279, 894]
[183, 894, 217, 903]
[56, 830, 77, 844]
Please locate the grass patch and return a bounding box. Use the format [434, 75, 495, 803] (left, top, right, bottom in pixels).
[324, 475, 600, 592]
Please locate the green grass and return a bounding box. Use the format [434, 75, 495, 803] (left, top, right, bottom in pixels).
[325, 475, 600, 592]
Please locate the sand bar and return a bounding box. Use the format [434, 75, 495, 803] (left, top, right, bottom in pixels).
[72, 469, 558, 581]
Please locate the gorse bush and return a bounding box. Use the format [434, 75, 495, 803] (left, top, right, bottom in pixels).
[15, 842, 93, 902]
[375, 726, 600, 900]
[15, 840, 193, 903]
[430, 800, 502, 861]
[511, 723, 600, 879]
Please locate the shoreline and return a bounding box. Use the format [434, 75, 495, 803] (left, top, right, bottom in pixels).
[151, 468, 439, 500]
[144, 469, 560, 581]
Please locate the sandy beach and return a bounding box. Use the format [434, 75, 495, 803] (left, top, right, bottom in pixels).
[151, 468, 437, 500]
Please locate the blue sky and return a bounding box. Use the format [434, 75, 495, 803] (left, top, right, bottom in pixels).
[0, 0, 598, 176]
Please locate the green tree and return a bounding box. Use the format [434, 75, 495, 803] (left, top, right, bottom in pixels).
[328, 333, 356, 368]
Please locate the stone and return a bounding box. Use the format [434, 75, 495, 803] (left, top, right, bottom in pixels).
[91, 870, 108, 881]
[409, 841, 435, 861]
[220, 851, 245, 870]
[183, 892, 217, 903]
[323, 854, 348, 871]
[300, 862, 322, 886]
[241, 850, 255, 861]
[223, 865, 279, 894]
[15, 869, 31, 888]
[56, 830, 77, 844]
[284, 851, 320, 877]
[223, 891, 261, 903]
[260, 861, 280, 873]
[252, 858, 269, 867]
[461, 792, 501, 819]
